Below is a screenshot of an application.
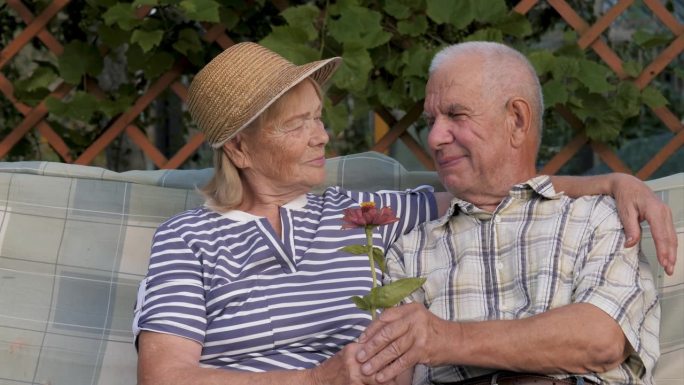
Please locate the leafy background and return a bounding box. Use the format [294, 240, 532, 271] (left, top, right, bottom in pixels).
[1, 0, 682, 176]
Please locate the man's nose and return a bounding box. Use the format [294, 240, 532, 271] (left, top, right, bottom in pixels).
[427, 118, 453, 150]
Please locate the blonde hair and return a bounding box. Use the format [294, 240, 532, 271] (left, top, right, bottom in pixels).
[201, 79, 322, 212]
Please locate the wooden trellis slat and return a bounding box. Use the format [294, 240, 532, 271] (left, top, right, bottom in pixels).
[539, 133, 589, 175]
[0, 0, 68, 69]
[577, 0, 634, 50]
[644, 0, 684, 35]
[517, 0, 683, 179]
[0, 0, 681, 177]
[637, 130, 684, 180]
[75, 60, 188, 165]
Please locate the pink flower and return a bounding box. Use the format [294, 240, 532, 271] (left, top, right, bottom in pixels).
[341, 202, 399, 229]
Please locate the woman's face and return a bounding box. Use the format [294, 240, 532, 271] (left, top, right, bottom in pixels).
[239, 80, 329, 193]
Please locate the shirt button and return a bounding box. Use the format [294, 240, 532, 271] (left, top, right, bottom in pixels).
[494, 217, 501, 224]
[496, 262, 504, 270]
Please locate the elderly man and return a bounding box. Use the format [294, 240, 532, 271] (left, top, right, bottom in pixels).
[355, 42, 661, 385]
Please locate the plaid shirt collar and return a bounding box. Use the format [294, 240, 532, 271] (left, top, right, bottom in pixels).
[436, 175, 565, 227]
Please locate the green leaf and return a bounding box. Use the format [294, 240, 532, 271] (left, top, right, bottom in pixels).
[260, 26, 319, 64]
[407, 76, 426, 101]
[426, 0, 474, 28]
[614, 82, 641, 119]
[633, 30, 673, 49]
[542, 79, 568, 108]
[333, 43, 373, 92]
[371, 247, 386, 273]
[14, 88, 49, 107]
[622, 61, 642, 78]
[551, 56, 580, 80]
[527, 51, 555, 76]
[102, 3, 140, 31]
[131, 29, 164, 52]
[16, 67, 57, 92]
[473, 0, 508, 23]
[328, 0, 360, 15]
[180, 0, 220, 22]
[641, 86, 668, 108]
[340, 245, 370, 255]
[401, 45, 432, 78]
[132, 0, 157, 5]
[674, 67, 684, 81]
[576, 60, 613, 93]
[281, 4, 320, 41]
[126, 45, 174, 79]
[384, 2, 411, 19]
[45, 91, 98, 121]
[99, 94, 135, 118]
[219, 8, 240, 29]
[323, 96, 349, 135]
[571, 89, 606, 121]
[585, 112, 622, 142]
[172, 28, 202, 56]
[464, 28, 503, 43]
[58, 41, 103, 84]
[494, 12, 532, 38]
[327, 6, 390, 49]
[367, 277, 426, 309]
[98, 24, 131, 47]
[397, 15, 428, 37]
[350, 295, 371, 311]
[376, 79, 405, 109]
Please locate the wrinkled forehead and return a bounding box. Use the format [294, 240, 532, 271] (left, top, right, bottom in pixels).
[425, 68, 482, 114]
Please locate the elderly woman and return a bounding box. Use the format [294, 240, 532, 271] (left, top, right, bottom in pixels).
[134, 43, 676, 385]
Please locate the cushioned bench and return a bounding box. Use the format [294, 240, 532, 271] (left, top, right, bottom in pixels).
[0, 152, 681, 385]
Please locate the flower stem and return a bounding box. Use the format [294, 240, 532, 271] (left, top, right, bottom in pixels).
[365, 226, 377, 320]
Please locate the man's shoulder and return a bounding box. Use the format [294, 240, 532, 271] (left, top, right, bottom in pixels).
[561, 194, 620, 226]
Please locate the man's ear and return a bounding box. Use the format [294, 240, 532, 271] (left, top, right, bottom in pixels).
[506, 97, 532, 149]
[222, 135, 251, 169]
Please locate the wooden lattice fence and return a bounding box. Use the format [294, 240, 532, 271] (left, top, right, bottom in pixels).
[0, 0, 682, 179]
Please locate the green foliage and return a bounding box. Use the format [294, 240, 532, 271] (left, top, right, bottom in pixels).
[1, 0, 680, 169]
[58, 41, 103, 85]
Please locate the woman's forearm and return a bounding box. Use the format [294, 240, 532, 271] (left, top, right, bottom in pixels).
[549, 174, 614, 197]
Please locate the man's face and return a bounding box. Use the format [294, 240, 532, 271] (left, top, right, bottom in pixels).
[425, 55, 509, 198]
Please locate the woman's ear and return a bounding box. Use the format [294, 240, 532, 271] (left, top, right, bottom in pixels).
[222, 135, 250, 169]
[506, 97, 532, 149]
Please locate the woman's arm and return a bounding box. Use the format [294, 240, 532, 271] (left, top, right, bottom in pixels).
[551, 173, 677, 275]
[138, 331, 394, 385]
[138, 332, 312, 385]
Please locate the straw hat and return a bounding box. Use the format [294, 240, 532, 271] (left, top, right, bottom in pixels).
[187, 42, 342, 148]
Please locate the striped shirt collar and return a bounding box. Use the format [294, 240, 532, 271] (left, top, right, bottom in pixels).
[437, 175, 564, 226]
[218, 194, 309, 222]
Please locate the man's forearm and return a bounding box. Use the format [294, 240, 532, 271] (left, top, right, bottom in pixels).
[431, 303, 627, 373]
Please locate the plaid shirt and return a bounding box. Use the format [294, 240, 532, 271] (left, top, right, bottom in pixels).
[385, 176, 660, 385]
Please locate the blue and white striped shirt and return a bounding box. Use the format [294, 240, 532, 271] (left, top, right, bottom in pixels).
[134, 186, 437, 371]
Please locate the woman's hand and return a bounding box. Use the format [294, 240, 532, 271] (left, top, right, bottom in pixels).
[310, 343, 404, 385]
[609, 173, 677, 275]
[551, 173, 677, 275]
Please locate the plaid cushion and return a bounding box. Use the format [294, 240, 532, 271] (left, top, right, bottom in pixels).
[0, 152, 680, 385]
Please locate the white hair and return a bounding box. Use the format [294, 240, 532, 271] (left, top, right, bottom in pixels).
[430, 41, 544, 148]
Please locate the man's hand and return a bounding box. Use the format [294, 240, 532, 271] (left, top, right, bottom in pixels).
[356, 303, 446, 383]
[610, 173, 677, 275]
